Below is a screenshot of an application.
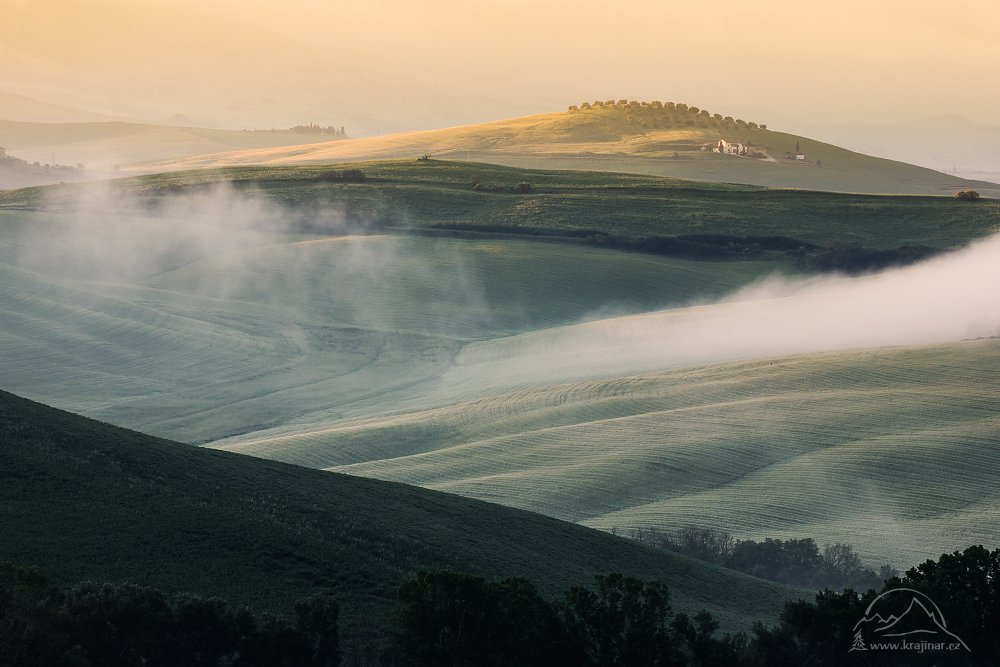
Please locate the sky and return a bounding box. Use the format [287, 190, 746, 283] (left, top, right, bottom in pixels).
[1, 0, 998, 135]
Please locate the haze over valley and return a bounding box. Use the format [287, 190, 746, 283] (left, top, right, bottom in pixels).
[2, 2, 999, 663]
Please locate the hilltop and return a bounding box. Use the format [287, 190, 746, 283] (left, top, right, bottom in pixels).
[0, 390, 798, 650]
[136, 102, 1000, 196]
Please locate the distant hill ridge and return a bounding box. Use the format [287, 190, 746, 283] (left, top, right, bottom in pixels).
[136, 105, 1000, 197]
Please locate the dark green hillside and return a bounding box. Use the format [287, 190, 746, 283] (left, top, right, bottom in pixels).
[0, 390, 798, 650]
[5, 160, 996, 269]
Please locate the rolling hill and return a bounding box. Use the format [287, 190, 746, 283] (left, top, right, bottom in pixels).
[0, 90, 119, 124]
[216, 340, 1000, 569]
[2, 162, 997, 579]
[0, 389, 799, 650]
[5, 161, 998, 259]
[137, 103, 1000, 197]
[0, 119, 348, 173]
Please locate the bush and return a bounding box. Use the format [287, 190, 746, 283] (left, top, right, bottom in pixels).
[514, 182, 532, 193]
[956, 190, 981, 201]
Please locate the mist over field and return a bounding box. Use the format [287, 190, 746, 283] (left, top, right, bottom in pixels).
[11, 182, 999, 393]
[4, 2, 1000, 661]
[432, 232, 1000, 397]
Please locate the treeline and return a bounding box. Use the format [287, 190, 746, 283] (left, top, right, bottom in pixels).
[0, 563, 339, 666]
[0, 146, 82, 172]
[568, 99, 767, 132]
[574, 230, 932, 273]
[624, 525, 897, 591]
[803, 242, 937, 273]
[243, 125, 347, 136]
[3, 545, 999, 665]
[290, 124, 347, 136]
[394, 547, 998, 666]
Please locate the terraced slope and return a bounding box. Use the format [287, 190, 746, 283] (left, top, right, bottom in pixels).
[0, 390, 800, 648]
[218, 341, 1000, 569]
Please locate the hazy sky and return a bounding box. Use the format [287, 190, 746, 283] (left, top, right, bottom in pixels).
[2, 0, 998, 133]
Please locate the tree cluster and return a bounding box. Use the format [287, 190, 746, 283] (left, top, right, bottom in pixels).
[391, 570, 744, 667]
[806, 242, 936, 274]
[5, 545, 997, 665]
[955, 190, 980, 201]
[243, 125, 347, 137]
[0, 146, 81, 172]
[626, 525, 896, 591]
[568, 100, 767, 131]
[0, 564, 340, 667]
[289, 125, 347, 136]
[393, 547, 999, 666]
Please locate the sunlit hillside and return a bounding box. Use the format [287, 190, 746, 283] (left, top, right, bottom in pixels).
[141, 103, 1000, 196]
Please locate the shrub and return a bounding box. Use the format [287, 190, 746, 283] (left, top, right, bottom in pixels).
[514, 182, 532, 193]
[956, 190, 981, 201]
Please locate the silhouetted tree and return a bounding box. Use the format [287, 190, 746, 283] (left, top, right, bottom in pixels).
[561, 574, 682, 667]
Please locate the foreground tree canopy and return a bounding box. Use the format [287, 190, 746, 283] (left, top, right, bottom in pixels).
[2, 545, 997, 665]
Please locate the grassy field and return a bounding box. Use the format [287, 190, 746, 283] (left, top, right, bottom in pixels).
[4, 160, 999, 264]
[135, 105, 1000, 196]
[216, 340, 1000, 569]
[0, 389, 800, 650]
[0, 210, 777, 444]
[3, 162, 997, 588]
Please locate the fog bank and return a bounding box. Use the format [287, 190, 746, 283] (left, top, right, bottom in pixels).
[440, 233, 1000, 395]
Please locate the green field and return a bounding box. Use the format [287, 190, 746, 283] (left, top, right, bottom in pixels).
[216, 341, 999, 569]
[2, 161, 997, 593]
[0, 390, 800, 649]
[0, 202, 780, 444]
[5, 161, 999, 262]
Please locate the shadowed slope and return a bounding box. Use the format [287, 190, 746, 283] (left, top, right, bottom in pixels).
[0, 390, 798, 648]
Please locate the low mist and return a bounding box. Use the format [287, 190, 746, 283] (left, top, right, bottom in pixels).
[443, 233, 1000, 394]
[12, 183, 359, 282]
[6, 179, 999, 435]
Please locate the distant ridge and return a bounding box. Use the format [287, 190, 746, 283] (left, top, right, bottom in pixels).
[136, 102, 1000, 196]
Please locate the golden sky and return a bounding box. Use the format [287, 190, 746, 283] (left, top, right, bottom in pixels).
[2, 0, 998, 132]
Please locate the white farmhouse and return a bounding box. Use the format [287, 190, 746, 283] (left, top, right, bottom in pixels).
[716, 139, 746, 155]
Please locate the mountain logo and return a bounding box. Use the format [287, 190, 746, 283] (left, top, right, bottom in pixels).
[850, 587, 970, 653]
